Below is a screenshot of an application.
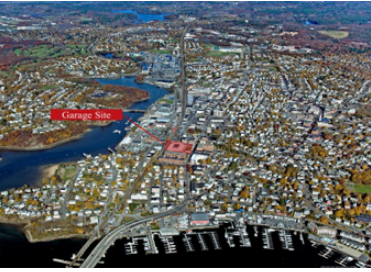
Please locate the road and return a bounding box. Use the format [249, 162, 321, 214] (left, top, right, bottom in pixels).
[80, 197, 194, 268]
[177, 24, 191, 133]
[75, 24, 193, 267]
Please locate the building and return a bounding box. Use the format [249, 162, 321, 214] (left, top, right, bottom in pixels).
[190, 213, 210, 225]
[165, 141, 193, 154]
[158, 141, 193, 166]
[355, 213, 371, 224]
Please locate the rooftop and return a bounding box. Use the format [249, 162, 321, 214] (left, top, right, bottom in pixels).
[165, 140, 193, 154]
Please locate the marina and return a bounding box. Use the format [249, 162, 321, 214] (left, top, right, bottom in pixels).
[318, 247, 334, 259]
[0, 222, 353, 268]
[182, 234, 195, 252]
[262, 228, 274, 250]
[124, 239, 138, 255]
[279, 230, 294, 251]
[224, 228, 236, 248]
[197, 233, 208, 251]
[209, 232, 221, 250]
[160, 236, 177, 254]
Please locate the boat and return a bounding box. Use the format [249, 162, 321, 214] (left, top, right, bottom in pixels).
[83, 153, 92, 158]
[113, 129, 121, 134]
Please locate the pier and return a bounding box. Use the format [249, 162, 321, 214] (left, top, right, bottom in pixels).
[262, 228, 274, 250]
[225, 228, 235, 248]
[209, 232, 221, 250]
[319, 248, 334, 259]
[161, 236, 177, 254]
[108, 147, 116, 154]
[182, 234, 195, 252]
[335, 255, 349, 267]
[124, 239, 138, 255]
[197, 233, 208, 251]
[146, 232, 159, 254]
[279, 230, 294, 251]
[53, 258, 81, 267]
[238, 228, 251, 248]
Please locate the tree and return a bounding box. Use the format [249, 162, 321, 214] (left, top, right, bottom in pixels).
[335, 210, 343, 218]
[239, 190, 249, 199]
[320, 216, 329, 224]
[364, 195, 370, 203]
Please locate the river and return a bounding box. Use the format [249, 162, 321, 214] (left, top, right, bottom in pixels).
[110, 10, 168, 23]
[0, 77, 169, 191]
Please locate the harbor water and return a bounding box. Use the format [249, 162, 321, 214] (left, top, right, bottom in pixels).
[0, 77, 169, 191]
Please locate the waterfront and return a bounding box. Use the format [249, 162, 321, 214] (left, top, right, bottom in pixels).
[0, 77, 169, 191]
[0, 223, 338, 268]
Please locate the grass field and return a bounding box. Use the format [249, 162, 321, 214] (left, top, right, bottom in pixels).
[60, 166, 77, 182]
[158, 98, 174, 104]
[353, 184, 371, 194]
[129, 203, 139, 212]
[14, 45, 66, 58]
[207, 51, 240, 57]
[319, 30, 349, 39]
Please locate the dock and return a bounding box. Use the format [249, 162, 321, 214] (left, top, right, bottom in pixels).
[335, 255, 349, 267]
[262, 228, 274, 250]
[53, 258, 81, 267]
[182, 234, 195, 252]
[146, 232, 159, 254]
[197, 233, 208, 251]
[108, 147, 116, 154]
[161, 236, 177, 254]
[209, 232, 221, 250]
[319, 247, 334, 259]
[225, 228, 235, 248]
[239, 227, 251, 248]
[279, 230, 294, 251]
[124, 239, 138, 255]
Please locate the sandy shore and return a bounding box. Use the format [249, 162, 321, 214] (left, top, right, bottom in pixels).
[42, 164, 60, 179]
[24, 228, 90, 243]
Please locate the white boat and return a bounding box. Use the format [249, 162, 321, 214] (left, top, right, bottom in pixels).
[113, 129, 121, 134]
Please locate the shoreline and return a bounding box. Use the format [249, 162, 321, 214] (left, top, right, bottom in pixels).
[41, 164, 60, 179]
[24, 228, 90, 243]
[0, 95, 152, 152]
[0, 77, 169, 243]
[0, 215, 91, 243]
[0, 128, 93, 152]
[0, 74, 152, 152]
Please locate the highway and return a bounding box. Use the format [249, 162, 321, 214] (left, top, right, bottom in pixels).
[177, 23, 191, 132]
[80, 198, 193, 268]
[78, 24, 193, 268]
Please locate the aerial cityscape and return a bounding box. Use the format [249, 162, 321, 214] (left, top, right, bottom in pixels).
[1, 1, 371, 268]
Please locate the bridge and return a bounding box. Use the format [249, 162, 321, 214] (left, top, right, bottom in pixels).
[123, 109, 147, 113]
[80, 198, 195, 268]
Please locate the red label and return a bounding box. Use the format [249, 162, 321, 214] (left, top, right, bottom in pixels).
[50, 109, 123, 121]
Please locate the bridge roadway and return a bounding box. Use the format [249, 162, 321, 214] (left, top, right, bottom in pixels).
[123, 109, 147, 113]
[80, 197, 194, 268]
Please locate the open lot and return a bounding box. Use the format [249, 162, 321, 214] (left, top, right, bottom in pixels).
[319, 30, 349, 39]
[353, 184, 371, 194]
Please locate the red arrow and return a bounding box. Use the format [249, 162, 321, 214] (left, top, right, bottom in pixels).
[122, 113, 165, 145]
